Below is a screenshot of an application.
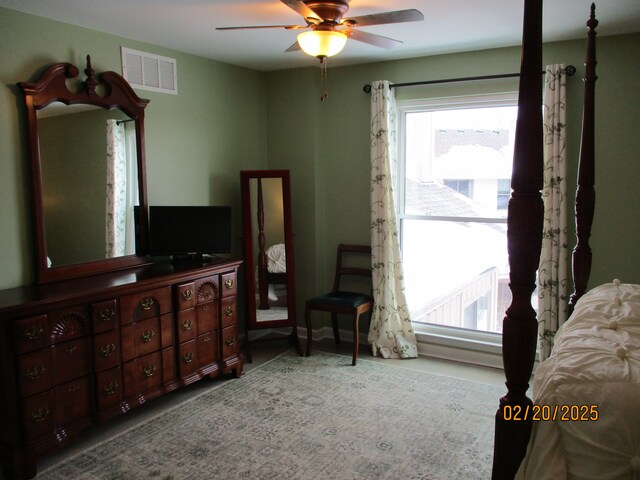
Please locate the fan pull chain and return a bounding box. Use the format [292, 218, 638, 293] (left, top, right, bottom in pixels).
[320, 57, 328, 101]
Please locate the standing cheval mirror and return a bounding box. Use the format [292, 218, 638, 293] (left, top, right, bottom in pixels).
[240, 170, 302, 360]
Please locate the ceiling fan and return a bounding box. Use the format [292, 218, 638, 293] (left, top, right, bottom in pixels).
[216, 0, 424, 60]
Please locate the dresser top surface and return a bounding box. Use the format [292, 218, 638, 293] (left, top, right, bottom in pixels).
[0, 258, 242, 318]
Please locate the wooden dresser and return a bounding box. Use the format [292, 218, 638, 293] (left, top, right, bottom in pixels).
[0, 259, 243, 480]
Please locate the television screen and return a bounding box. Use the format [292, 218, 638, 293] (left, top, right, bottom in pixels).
[148, 206, 231, 258]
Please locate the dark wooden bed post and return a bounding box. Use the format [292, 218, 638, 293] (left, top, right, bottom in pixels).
[569, 3, 598, 315]
[256, 178, 271, 310]
[491, 0, 544, 478]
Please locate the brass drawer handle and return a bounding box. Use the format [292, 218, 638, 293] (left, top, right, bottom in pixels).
[203, 335, 212, 343]
[23, 325, 44, 341]
[183, 352, 194, 363]
[181, 319, 192, 331]
[99, 308, 115, 323]
[68, 384, 79, 394]
[224, 278, 235, 289]
[143, 364, 156, 377]
[31, 407, 50, 423]
[65, 345, 78, 354]
[224, 336, 234, 347]
[103, 382, 118, 396]
[141, 330, 155, 343]
[26, 365, 45, 380]
[201, 304, 209, 313]
[181, 289, 193, 301]
[101, 343, 116, 357]
[224, 306, 234, 317]
[140, 297, 154, 311]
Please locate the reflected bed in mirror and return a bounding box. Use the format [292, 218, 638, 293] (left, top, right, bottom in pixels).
[18, 55, 151, 283]
[240, 170, 302, 360]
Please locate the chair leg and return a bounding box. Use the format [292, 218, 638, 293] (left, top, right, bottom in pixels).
[352, 312, 360, 366]
[331, 313, 340, 344]
[305, 303, 313, 357]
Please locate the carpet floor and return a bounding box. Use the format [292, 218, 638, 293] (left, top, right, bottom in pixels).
[37, 350, 502, 479]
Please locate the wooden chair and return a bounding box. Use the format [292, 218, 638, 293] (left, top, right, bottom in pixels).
[305, 244, 373, 366]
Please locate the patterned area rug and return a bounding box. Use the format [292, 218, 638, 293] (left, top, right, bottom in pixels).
[39, 351, 503, 479]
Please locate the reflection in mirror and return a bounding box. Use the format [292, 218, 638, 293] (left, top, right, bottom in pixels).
[38, 104, 139, 267]
[241, 170, 302, 360]
[249, 177, 287, 321]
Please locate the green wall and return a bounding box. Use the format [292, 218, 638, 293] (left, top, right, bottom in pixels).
[2, 6, 639, 329]
[266, 34, 640, 317]
[0, 7, 268, 289]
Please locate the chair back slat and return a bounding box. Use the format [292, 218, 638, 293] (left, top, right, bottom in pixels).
[332, 244, 372, 292]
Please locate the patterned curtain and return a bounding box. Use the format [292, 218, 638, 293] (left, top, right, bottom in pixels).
[368, 80, 418, 359]
[537, 65, 569, 360]
[105, 119, 127, 258]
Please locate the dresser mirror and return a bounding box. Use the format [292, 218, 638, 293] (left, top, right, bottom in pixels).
[18, 56, 151, 283]
[240, 170, 301, 357]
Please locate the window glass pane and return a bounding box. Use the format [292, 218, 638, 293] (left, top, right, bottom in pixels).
[401, 218, 509, 334]
[400, 99, 519, 335]
[404, 106, 517, 219]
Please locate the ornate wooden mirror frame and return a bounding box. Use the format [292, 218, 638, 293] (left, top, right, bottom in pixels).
[240, 170, 302, 358]
[18, 55, 151, 283]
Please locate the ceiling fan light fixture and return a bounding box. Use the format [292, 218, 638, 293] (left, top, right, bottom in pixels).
[297, 30, 347, 59]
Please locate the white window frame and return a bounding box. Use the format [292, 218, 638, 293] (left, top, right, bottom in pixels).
[396, 92, 519, 368]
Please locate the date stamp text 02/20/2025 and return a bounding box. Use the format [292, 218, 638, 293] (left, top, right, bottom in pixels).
[503, 404, 599, 421]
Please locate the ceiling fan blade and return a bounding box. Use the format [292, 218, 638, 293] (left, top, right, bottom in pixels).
[342, 28, 403, 49]
[342, 9, 424, 27]
[285, 41, 301, 53]
[280, 0, 322, 22]
[216, 24, 305, 31]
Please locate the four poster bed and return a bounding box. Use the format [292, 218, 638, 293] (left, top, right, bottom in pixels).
[494, 2, 640, 479]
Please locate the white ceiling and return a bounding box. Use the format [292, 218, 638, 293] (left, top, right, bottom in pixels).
[2, 0, 640, 71]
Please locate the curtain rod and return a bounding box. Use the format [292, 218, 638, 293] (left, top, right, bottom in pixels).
[362, 65, 576, 93]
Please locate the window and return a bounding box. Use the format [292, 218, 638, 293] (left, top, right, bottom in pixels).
[397, 94, 518, 336]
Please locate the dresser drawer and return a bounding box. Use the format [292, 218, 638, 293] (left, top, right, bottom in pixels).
[175, 281, 196, 311]
[96, 367, 123, 411]
[121, 316, 163, 362]
[221, 272, 237, 297]
[18, 349, 52, 398]
[23, 390, 55, 440]
[176, 308, 197, 343]
[120, 287, 172, 324]
[198, 331, 218, 367]
[220, 296, 237, 329]
[49, 306, 90, 345]
[93, 330, 121, 372]
[123, 351, 163, 398]
[178, 339, 198, 377]
[221, 325, 238, 359]
[195, 276, 218, 304]
[15, 315, 49, 354]
[196, 301, 217, 333]
[92, 299, 119, 334]
[53, 338, 91, 385]
[54, 376, 92, 426]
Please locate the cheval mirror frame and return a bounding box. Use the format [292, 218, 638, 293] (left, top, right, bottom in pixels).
[240, 170, 302, 359]
[18, 55, 151, 283]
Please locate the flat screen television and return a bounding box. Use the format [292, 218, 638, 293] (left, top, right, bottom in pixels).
[148, 206, 231, 262]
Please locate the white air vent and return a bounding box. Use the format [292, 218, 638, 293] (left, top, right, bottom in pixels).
[121, 47, 177, 95]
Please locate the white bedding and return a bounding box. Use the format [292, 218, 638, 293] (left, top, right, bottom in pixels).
[516, 280, 640, 480]
[266, 243, 286, 273]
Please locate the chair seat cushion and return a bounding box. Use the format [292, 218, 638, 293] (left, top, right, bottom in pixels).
[308, 291, 371, 308]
